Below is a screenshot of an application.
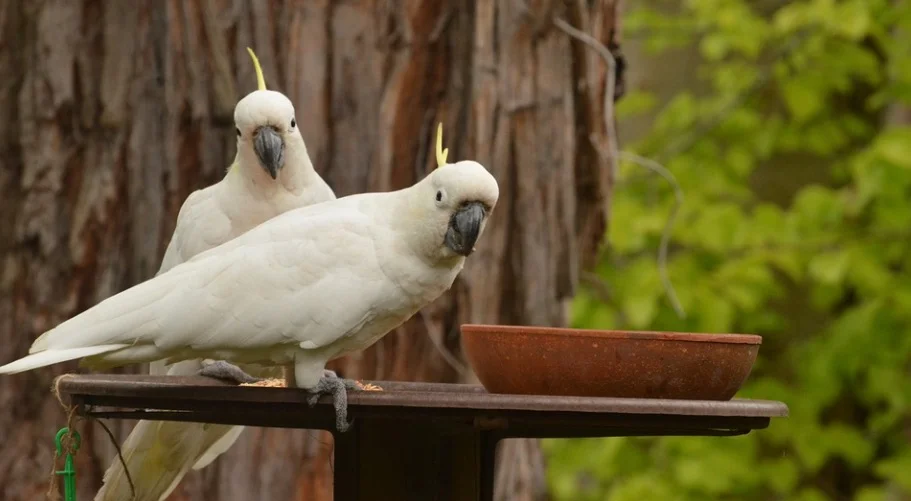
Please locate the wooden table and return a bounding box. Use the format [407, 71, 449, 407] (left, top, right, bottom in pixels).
[56, 374, 788, 501]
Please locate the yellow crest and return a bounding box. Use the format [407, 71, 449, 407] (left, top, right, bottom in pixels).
[435, 122, 449, 168]
[246, 47, 267, 91]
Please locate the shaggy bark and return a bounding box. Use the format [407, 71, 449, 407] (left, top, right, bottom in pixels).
[0, 1, 620, 499]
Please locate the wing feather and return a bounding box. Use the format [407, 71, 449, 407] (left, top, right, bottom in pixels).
[15, 202, 394, 371]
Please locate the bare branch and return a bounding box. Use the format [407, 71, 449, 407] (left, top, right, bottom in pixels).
[618, 151, 686, 317]
[554, 16, 686, 318]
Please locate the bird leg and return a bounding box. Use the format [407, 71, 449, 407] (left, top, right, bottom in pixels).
[197, 360, 263, 384]
[302, 371, 383, 431]
[304, 372, 361, 432]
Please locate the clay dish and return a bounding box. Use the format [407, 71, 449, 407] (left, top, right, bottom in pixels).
[461, 324, 761, 400]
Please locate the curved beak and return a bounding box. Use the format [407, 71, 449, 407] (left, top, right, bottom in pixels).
[254, 126, 285, 179]
[444, 202, 487, 257]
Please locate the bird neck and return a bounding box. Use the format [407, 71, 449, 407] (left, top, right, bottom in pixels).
[231, 143, 318, 199]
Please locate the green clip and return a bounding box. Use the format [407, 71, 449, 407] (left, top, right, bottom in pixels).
[54, 427, 81, 501]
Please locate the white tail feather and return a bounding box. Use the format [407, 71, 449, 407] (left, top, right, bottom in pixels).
[95, 418, 210, 501]
[0, 345, 127, 374]
[192, 426, 246, 470]
[29, 263, 195, 355]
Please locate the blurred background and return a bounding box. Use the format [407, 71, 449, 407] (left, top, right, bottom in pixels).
[558, 1, 911, 500]
[0, 0, 908, 500]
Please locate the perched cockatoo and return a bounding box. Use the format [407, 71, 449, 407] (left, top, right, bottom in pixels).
[0, 120, 497, 499]
[91, 48, 336, 501]
[0, 123, 497, 378]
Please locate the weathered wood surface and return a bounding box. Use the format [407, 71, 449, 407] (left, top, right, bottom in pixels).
[0, 1, 619, 499]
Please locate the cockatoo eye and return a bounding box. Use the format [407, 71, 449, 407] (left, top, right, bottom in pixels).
[236, 127, 242, 138]
[290, 118, 296, 129]
[436, 190, 443, 202]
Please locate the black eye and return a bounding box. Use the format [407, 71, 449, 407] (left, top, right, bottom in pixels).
[236, 127, 241, 137]
[290, 118, 296, 128]
[436, 191, 443, 202]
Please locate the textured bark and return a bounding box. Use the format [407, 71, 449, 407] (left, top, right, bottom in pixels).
[0, 1, 619, 500]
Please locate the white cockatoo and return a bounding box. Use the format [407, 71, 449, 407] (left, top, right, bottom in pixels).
[90, 48, 336, 501]
[0, 121, 499, 474]
[0, 139, 495, 384]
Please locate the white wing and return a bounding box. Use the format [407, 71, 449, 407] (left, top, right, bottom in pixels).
[154, 209, 391, 354]
[98, 154, 339, 501]
[9, 202, 394, 372]
[157, 187, 234, 275]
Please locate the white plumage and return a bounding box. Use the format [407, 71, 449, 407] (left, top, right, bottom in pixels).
[91, 50, 336, 501]
[2, 162, 498, 382]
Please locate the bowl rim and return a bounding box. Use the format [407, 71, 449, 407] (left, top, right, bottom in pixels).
[460, 324, 762, 345]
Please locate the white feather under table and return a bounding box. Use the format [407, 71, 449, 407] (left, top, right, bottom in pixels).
[56, 374, 789, 501]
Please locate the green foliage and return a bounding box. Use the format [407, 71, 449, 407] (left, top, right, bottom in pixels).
[554, 1, 911, 499]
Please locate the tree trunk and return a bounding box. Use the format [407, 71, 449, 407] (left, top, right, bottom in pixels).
[0, 1, 619, 500]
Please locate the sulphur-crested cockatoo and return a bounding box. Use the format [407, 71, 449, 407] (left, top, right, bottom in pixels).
[0, 124, 498, 425]
[91, 48, 336, 501]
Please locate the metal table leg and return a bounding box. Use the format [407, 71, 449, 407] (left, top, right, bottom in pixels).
[332, 418, 500, 501]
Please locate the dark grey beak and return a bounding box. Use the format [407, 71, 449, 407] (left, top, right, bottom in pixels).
[254, 126, 285, 179]
[444, 202, 487, 257]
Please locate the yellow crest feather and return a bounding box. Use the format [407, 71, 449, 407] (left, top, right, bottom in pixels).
[246, 47, 267, 91]
[435, 122, 449, 168]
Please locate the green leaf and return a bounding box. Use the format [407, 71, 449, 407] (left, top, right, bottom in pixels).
[700, 33, 729, 61]
[873, 127, 911, 168]
[773, 2, 811, 34]
[696, 291, 736, 333]
[831, 0, 871, 40]
[808, 249, 851, 285]
[846, 247, 893, 294]
[823, 424, 876, 467]
[780, 77, 824, 122]
[854, 486, 887, 501]
[624, 294, 658, 329]
[760, 457, 800, 494]
[616, 90, 658, 119]
[874, 450, 911, 490]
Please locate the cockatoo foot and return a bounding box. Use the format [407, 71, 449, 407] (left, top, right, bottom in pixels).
[198, 360, 262, 385]
[305, 374, 359, 432]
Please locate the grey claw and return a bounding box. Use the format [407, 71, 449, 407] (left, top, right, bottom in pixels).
[198, 360, 262, 385]
[305, 375, 357, 432]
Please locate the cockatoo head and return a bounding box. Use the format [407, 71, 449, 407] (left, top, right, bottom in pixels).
[234, 90, 301, 180]
[428, 160, 499, 258]
[413, 124, 499, 260]
[232, 48, 307, 181]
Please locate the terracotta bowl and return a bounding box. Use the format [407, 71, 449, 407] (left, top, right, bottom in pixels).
[460, 324, 761, 401]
